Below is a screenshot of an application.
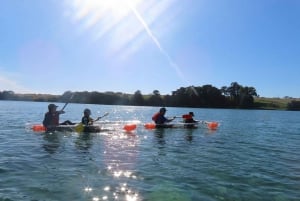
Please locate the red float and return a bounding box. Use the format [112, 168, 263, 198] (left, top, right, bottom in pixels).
[32, 124, 46, 132]
[123, 124, 137, 132]
[144, 123, 156, 129]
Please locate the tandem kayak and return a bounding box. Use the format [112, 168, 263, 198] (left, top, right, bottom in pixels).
[31, 123, 137, 133]
[144, 121, 219, 130]
[31, 124, 104, 133]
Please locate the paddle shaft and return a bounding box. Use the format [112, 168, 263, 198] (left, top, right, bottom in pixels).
[60, 94, 74, 111]
[94, 112, 109, 122]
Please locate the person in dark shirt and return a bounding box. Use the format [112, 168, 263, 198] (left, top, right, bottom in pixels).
[43, 103, 74, 131]
[152, 107, 175, 128]
[81, 108, 100, 126]
[81, 108, 101, 132]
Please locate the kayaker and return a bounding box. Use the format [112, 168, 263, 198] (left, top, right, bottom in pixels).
[43, 103, 74, 131]
[152, 107, 175, 128]
[81, 108, 100, 126]
[182, 112, 198, 128]
[182, 112, 197, 123]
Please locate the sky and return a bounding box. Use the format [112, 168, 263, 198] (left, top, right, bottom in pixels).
[0, 0, 299, 98]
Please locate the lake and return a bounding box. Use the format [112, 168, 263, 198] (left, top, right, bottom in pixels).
[0, 100, 299, 201]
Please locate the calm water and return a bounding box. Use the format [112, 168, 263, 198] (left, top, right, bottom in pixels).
[0, 101, 299, 201]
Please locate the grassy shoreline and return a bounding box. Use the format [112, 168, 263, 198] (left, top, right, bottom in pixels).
[254, 97, 300, 110]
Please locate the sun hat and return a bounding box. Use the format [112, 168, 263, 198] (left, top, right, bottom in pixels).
[48, 103, 58, 110]
[160, 107, 167, 112]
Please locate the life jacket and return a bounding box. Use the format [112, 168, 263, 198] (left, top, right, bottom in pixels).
[182, 114, 193, 120]
[82, 116, 93, 125]
[152, 112, 160, 122]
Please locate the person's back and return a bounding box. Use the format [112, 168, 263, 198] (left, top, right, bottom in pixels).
[43, 104, 61, 131]
[182, 112, 197, 128]
[182, 112, 195, 123]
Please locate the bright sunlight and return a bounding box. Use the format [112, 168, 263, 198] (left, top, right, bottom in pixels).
[64, 0, 190, 88]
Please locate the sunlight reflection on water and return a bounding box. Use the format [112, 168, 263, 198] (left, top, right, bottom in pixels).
[1, 102, 300, 201]
[80, 129, 142, 200]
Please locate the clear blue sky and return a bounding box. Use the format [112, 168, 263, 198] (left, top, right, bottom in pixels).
[1, 0, 299, 98]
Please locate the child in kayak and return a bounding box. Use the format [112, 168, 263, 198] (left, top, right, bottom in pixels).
[81, 108, 100, 126]
[182, 112, 198, 128]
[80, 108, 102, 132]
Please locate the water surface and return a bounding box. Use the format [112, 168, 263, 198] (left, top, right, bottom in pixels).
[0, 101, 299, 201]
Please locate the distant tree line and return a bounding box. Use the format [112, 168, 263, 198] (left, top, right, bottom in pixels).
[287, 100, 300, 111]
[0, 82, 298, 110]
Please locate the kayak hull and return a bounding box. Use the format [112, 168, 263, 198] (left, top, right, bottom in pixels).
[144, 121, 219, 130]
[145, 123, 198, 129]
[32, 124, 102, 133]
[53, 125, 101, 133]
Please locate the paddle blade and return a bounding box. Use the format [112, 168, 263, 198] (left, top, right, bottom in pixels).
[103, 112, 109, 117]
[32, 124, 46, 132]
[75, 123, 84, 132]
[144, 123, 156, 129]
[123, 124, 137, 132]
[207, 122, 219, 130]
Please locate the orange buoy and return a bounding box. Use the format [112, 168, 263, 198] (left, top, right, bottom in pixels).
[123, 124, 137, 132]
[144, 123, 156, 129]
[32, 124, 46, 132]
[207, 122, 219, 130]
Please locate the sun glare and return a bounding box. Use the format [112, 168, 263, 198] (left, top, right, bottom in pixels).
[64, 0, 176, 58]
[64, 0, 189, 86]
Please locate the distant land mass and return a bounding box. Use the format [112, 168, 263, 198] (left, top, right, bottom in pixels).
[1, 82, 300, 111]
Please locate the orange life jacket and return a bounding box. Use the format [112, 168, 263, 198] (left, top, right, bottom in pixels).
[152, 112, 160, 122]
[182, 114, 193, 120]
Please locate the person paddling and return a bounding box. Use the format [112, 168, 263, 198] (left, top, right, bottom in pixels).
[43, 103, 74, 132]
[80, 108, 102, 132]
[182, 112, 198, 128]
[152, 107, 175, 128]
[81, 108, 100, 126]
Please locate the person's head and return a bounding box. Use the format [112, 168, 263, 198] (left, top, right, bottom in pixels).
[84, 108, 91, 116]
[48, 104, 58, 112]
[189, 112, 194, 116]
[159, 107, 167, 114]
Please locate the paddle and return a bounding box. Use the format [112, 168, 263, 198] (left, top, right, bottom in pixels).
[123, 124, 137, 132]
[75, 112, 109, 132]
[94, 112, 109, 122]
[60, 93, 74, 112]
[203, 121, 219, 130]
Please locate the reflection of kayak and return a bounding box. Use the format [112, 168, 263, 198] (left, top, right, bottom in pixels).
[144, 121, 219, 130]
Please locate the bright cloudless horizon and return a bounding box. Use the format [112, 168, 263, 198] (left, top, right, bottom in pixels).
[0, 0, 299, 98]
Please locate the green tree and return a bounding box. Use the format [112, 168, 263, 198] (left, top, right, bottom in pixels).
[131, 90, 144, 106]
[147, 90, 163, 106]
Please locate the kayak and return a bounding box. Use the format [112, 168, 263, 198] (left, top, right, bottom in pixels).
[31, 120, 218, 132]
[31, 124, 104, 133]
[31, 123, 137, 133]
[144, 121, 219, 130]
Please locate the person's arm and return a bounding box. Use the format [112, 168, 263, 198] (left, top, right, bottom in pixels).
[94, 117, 101, 121]
[166, 116, 176, 122]
[88, 117, 94, 125]
[58, 110, 65, 115]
